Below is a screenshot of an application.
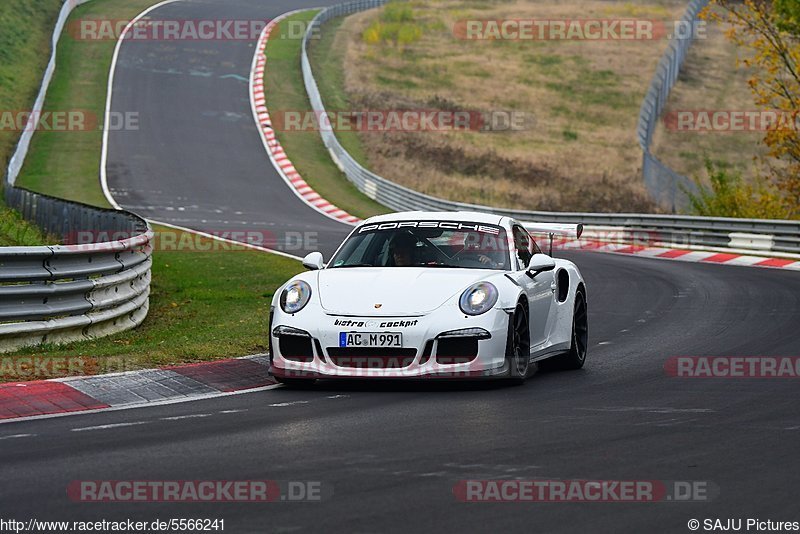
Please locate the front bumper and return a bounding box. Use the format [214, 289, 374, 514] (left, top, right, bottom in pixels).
[270, 306, 511, 380]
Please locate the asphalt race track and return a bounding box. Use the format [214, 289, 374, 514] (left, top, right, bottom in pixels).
[2, 252, 800, 532]
[105, 0, 350, 256]
[2, 1, 799, 533]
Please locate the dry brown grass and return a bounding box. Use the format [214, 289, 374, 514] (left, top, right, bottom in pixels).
[330, 0, 691, 212]
[650, 9, 769, 183]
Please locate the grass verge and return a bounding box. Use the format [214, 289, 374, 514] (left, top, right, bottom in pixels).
[307, 15, 371, 168]
[316, 0, 691, 213]
[0, 0, 64, 244]
[0, 201, 51, 246]
[0, 0, 64, 174]
[264, 11, 388, 219]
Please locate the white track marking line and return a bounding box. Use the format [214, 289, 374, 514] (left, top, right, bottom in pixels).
[577, 407, 715, 414]
[0, 384, 283, 426]
[147, 219, 303, 261]
[71, 421, 149, 432]
[160, 413, 213, 421]
[101, 0, 184, 210]
[0, 434, 36, 441]
[268, 400, 309, 407]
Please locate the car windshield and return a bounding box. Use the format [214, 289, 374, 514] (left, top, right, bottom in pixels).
[328, 221, 511, 270]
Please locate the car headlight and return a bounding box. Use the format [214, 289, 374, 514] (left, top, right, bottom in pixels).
[459, 282, 498, 316]
[280, 280, 312, 314]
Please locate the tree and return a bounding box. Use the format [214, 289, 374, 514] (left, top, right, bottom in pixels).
[707, 0, 800, 217]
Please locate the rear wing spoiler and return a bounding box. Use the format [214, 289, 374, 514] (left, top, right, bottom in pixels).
[523, 223, 584, 239]
[522, 223, 584, 256]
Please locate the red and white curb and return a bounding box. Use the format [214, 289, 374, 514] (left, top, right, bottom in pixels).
[250, 11, 361, 226]
[0, 356, 276, 423]
[554, 239, 800, 270]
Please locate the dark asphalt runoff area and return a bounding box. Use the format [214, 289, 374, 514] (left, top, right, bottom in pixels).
[2, 0, 798, 533]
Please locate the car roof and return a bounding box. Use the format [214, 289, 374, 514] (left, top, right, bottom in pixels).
[361, 211, 507, 226]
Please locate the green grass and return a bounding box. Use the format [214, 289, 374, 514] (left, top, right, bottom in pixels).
[0, 0, 64, 243]
[266, 11, 388, 218]
[4, 225, 303, 380]
[0, 0, 64, 175]
[307, 16, 372, 168]
[2, 0, 304, 378]
[362, 2, 423, 47]
[0, 201, 51, 246]
[542, 66, 630, 110]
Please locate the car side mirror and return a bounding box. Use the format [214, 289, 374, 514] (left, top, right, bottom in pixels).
[526, 253, 555, 278]
[302, 251, 324, 271]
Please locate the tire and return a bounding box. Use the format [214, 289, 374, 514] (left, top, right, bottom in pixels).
[274, 376, 317, 388]
[505, 303, 531, 385]
[542, 291, 588, 371]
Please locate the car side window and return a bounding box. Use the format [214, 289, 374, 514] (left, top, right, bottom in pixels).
[530, 234, 542, 255]
[512, 225, 534, 269]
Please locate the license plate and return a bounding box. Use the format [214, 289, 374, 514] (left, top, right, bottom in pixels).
[339, 332, 402, 348]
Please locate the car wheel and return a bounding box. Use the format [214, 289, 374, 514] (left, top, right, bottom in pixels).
[506, 303, 531, 384]
[274, 376, 317, 388]
[542, 291, 588, 371]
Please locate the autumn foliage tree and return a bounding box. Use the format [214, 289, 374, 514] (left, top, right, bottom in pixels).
[707, 0, 800, 217]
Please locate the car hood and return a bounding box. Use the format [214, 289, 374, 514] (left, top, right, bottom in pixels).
[317, 267, 496, 316]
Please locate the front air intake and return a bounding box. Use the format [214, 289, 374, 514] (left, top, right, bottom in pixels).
[327, 347, 416, 368]
[435, 337, 479, 364]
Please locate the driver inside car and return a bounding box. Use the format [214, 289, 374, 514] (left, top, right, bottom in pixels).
[388, 232, 419, 267]
[461, 234, 503, 269]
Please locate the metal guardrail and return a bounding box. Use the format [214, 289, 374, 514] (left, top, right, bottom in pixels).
[0, 184, 152, 352]
[302, 0, 800, 256]
[1, 0, 152, 352]
[637, 0, 710, 211]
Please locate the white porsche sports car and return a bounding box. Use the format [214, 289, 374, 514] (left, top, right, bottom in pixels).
[269, 211, 588, 385]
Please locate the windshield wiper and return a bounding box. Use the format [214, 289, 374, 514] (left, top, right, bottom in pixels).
[419, 263, 466, 268]
[332, 263, 375, 268]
